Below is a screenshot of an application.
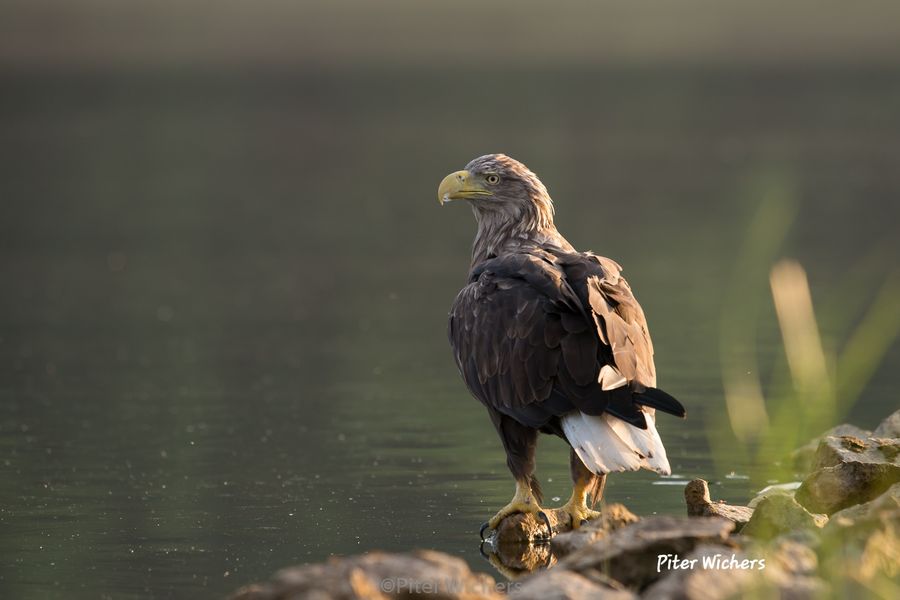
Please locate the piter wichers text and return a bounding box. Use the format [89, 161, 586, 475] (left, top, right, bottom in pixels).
[657, 553, 766, 573]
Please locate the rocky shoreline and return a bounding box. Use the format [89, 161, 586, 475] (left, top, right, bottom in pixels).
[230, 409, 899, 599]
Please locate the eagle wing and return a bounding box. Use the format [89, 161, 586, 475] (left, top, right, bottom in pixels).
[448, 248, 674, 431]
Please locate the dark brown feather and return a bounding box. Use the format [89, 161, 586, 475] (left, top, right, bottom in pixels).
[448, 247, 659, 428]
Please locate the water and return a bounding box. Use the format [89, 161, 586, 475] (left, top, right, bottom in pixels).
[1, 67, 898, 598]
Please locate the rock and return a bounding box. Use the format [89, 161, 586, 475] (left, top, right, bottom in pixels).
[792, 410, 900, 481]
[492, 511, 558, 546]
[484, 504, 638, 579]
[684, 479, 754, 531]
[747, 482, 801, 509]
[795, 460, 900, 515]
[482, 504, 639, 579]
[764, 528, 822, 554]
[228, 550, 502, 600]
[790, 424, 872, 473]
[551, 503, 640, 556]
[741, 494, 827, 540]
[508, 569, 635, 600]
[762, 567, 830, 600]
[766, 537, 819, 577]
[752, 538, 829, 600]
[873, 408, 900, 438]
[793, 431, 900, 515]
[812, 434, 900, 472]
[556, 516, 736, 590]
[491, 503, 637, 550]
[820, 482, 900, 581]
[826, 480, 900, 527]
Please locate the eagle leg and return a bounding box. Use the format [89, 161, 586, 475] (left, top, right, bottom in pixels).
[557, 449, 605, 529]
[479, 412, 551, 540]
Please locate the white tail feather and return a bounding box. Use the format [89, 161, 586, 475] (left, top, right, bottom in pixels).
[562, 410, 672, 476]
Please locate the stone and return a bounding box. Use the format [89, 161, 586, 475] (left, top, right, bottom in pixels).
[228, 550, 502, 600]
[492, 511, 558, 546]
[484, 503, 638, 579]
[790, 424, 871, 473]
[556, 516, 735, 590]
[490, 502, 637, 550]
[873, 408, 900, 438]
[684, 479, 754, 531]
[766, 537, 819, 577]
[793, 429, 900, 516]
[795, 460, 900, 515]
[826, 480, 900, 528]
[811, 435, 900, 472]
[508, 569, 635, 600]
[819, 482, 900, 581]
[741, 494, 827, 540]
[762, 568, 830, 600]
[550, 503, 640, 556]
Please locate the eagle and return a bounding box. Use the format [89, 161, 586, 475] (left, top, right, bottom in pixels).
[439, 154, 686, 539]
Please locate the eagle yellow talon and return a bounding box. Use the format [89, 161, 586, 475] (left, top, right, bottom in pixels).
[487, 499, 544, 530]
[482, 479, 545, 538]
[558, 500, 602, 530]
[557, 469, 605, 530]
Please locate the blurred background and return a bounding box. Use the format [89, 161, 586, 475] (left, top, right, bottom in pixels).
[1, 1, 899, 597]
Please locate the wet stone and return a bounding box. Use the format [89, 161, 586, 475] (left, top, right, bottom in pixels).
[492, 511, 558, 547]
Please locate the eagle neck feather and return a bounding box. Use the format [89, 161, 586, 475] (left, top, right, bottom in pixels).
[470, 198, 566, 268]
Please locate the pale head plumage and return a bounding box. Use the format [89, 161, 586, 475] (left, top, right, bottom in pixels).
[463, 154, 555, 226]
[460, 154, 568, 267]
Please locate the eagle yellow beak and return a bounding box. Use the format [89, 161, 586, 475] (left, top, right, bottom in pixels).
[438, 170, 492, 205]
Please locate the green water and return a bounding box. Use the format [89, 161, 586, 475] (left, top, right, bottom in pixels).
[1, 67, 898, 598]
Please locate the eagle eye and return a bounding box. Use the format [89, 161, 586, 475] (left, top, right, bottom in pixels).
[485, 174, 500, 185]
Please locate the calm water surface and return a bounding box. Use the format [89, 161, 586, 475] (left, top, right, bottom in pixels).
[1, 68, 898, 598]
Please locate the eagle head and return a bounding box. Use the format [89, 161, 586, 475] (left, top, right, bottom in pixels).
[438, 154, 555, 229]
